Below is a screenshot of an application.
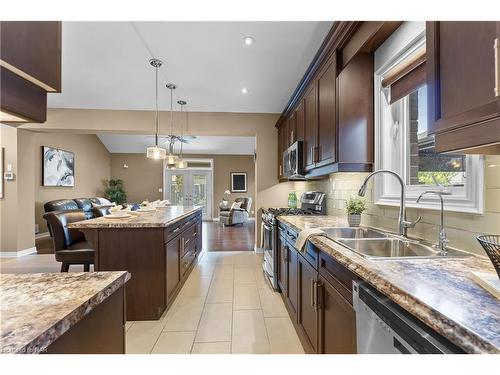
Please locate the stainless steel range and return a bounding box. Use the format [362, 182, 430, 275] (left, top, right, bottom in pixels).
[261, 191, 326, 290]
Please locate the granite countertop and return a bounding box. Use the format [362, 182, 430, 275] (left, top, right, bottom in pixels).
[0, 271, 130, 354]
[277, 215, 500, 354]
[67, 205, 202, 229]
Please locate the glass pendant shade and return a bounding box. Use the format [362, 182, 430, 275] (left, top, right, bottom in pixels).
[166, 153, 179, 168]
[146, 146, 167, 160]
[176, 159, 186, 169]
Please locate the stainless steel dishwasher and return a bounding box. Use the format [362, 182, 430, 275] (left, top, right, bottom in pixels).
[353, 281, 464, 354]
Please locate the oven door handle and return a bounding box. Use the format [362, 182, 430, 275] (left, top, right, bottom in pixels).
[263, 224, 273, 232]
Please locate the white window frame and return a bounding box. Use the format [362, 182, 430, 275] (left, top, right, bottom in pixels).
[374, 27, 484, 214]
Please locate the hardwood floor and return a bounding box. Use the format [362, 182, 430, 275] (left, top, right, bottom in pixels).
[203, 221, 255, 252]
[36, 220, 256, 254]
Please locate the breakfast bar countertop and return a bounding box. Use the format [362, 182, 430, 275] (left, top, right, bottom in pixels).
[0, 271, 130, 354]
[277, 215, 500, 354]
[67, 205, 202, 229]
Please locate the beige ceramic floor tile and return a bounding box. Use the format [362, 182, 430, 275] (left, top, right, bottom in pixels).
[231, 310, 270, 354]
[191, 262, 216, 277]
[233, 266, 257, 285]
[206, 279, 234, 303]
[258, 288, 289, 318]
[179, 276, 212, 297]
[212, 264, 234, 281]
[163, 296, 205, 332]
[254, 268, 271, 289]
[125, 321, 164, 354]
[195, 303, 233, 343]
[150, 331, 196, 354]
[233, 284, 261, 310]
[265, 317, 304, 354]
[191, 342, 231, 354]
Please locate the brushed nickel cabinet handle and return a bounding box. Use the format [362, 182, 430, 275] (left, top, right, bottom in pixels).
[314, 281, 321, 311]
[310, 146, 315, 164]
[495, 37, 500, 97]
[310, 279, 315, 308]
[181, 238, 185, 253]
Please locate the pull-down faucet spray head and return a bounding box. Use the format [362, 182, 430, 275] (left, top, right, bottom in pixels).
[357, 183, 368, 197]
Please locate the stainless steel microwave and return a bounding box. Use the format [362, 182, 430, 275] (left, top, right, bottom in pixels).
[283, 141, 305, 180]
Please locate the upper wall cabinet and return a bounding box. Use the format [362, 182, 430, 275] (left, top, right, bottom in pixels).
[427, 21, 500, 154]
[0, 21, 62, 125]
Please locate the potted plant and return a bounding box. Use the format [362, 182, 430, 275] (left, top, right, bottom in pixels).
[346, 196, 367, 227]
[105, 179, 127, 206]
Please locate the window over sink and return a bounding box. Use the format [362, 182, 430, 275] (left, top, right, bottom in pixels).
[373, 22, 483, 213]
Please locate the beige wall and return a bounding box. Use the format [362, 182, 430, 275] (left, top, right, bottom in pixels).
[110, 153, 163, 203]
[25, 108, 283, 246]
[110, 153, 256, 218]
[33, 133, 111, 233]
[296, 155, 500, 256]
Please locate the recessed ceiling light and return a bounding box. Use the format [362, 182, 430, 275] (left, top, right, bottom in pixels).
[241, 87, 248, 94]
[243, 36, 255, 46]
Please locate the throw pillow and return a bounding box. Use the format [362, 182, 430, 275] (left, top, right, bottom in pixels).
[97, 197, 113, 205]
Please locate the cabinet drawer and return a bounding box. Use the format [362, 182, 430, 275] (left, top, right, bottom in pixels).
[318, 251, 357, 304]
[180, 248, 196, 277]
[165, 221, 183, 240]
[181, 224, 197, 256]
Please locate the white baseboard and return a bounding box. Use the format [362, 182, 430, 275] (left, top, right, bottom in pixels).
[213, 217, 220, 222]
[35, 231, 50, 240]
[254, 246, 264, 254]
[0, 247, 37, 258]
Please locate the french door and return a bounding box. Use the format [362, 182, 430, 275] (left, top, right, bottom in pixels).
[164, 169, 212, 220]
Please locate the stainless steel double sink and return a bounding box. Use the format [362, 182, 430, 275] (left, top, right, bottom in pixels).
[319, 227, 469, 260]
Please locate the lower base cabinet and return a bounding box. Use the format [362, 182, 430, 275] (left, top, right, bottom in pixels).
[318, 275, 357, 354]
[297, 254, 319, 353]
[279, 222, 357, 354]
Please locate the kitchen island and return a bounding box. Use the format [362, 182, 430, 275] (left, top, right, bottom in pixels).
[67, 206, 203, 321]
[277, 215, 500, 354]
[0, 271, 129, 354]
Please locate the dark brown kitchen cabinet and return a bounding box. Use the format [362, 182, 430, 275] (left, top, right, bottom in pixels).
[288, 112, 297, 146]
[0, 21, 61, 125]
[165, 236, 180, 304]
[337, 52, 374, 170]
[304, 81, 318, 170]
[277, 232, 288, 296]
[287, 244, 298, 318]
[277, 125, 284, 179]
[427, 21, 500, 153]
[297, 253, 319, 353]
[295, 100, 305, 142]
[318, 275, 357, 354]
[316, 52, 337, 167]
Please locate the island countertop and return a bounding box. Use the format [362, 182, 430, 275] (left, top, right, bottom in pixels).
[67, 205, 202, 229]
[0, 271, 130, 354]
[277, 215, 500, 354]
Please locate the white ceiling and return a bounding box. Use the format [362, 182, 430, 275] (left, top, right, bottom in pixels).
[98, 134, 256, 155]
[48, 21, 332, 113]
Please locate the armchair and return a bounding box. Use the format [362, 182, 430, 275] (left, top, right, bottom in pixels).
[219, 197, 252, 226]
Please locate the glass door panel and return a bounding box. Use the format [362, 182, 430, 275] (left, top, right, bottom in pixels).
[191, 172, 211, 219]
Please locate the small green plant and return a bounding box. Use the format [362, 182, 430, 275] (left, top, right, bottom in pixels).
[346, 196, 367, 215]
[105, 179, 127, 205]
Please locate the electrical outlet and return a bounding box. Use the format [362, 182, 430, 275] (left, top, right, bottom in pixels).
[158, 188, 163, 193]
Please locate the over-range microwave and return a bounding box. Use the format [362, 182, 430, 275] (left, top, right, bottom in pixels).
[283, 141, 305, 180]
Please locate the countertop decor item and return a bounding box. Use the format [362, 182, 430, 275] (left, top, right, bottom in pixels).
[346, 195, 366, 227]
[470, 271, 500, 299]
[220, 189, 231, 208]
[477, 235, 500, 279]
[288, 191, 297, 208]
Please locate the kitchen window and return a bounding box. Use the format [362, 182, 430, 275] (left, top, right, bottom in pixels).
[373, 23, 483, 213]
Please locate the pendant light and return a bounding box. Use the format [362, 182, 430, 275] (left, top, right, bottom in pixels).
[165, 83, 179, 169]
[146, 59, 167, 160]
[176, 100, 187, 169]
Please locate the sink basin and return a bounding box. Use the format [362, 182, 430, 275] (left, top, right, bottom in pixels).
[320, 227, 389, 239]
[337, 238, 469, 259]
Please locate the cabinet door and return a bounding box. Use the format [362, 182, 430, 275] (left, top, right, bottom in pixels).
[318, 276, 356, 354]
[277, 126, 284, 179]
[288, 112, 297, 145]
[277, 234, 288, 296]
[295, 100, 305, 142]
[304, 82, 318, 170]
[427, 21, 500, 151]
[287, 246, 298, 319]
[317, 53, 337, 166]
[166, 237, 180, 303]
[297, 253, 318, 353]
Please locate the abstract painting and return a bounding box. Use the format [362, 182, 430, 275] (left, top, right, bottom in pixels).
[42, 146, 75, 187]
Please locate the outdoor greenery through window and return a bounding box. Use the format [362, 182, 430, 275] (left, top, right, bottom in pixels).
[402, 85, 467, 187]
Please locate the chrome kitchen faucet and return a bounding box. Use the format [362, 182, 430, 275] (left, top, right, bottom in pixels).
[416, 190, 451, 255]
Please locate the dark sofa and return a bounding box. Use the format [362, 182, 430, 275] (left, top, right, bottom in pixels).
[44, 198, 102, 220]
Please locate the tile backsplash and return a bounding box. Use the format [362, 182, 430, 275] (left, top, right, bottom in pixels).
[293, 155, 500, 256]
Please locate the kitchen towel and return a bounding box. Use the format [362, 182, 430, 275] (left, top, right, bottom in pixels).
[295, 228, 327, 252]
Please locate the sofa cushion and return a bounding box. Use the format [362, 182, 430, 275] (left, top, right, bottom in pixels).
[73, 198, 93, 212]
[44, 199, 79, 213]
